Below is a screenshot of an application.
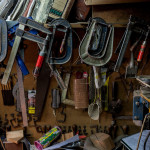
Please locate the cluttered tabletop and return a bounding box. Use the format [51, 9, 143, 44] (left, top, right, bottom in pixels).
[0, 0, 150, 150]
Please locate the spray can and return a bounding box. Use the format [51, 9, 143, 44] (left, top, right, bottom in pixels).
[34, 126, 61, 150]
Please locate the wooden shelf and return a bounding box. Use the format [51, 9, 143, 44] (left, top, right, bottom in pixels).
[45, 22, 127, 29]
[70, 22, 127, 28]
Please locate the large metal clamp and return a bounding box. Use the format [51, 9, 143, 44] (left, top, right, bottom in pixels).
[2, 16, 52, 85]
[114, 15, 149, 72]
[47, 18, 72, 64]
[79, 17, 114, 66]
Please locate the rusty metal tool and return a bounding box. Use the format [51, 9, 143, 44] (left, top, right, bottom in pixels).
[46, 18, 73, 90]
[125, 51, 138, 78]
[51, 88, 61, 116]
[109, 81, 122, 117]
[114, 15, 148, 72]
[57, 105, 66, 123]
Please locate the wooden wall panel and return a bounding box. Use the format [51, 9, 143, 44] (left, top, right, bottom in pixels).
[92, 3, 150, 24]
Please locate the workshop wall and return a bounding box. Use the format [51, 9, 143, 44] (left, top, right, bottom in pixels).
[1, 1, 150, 145]
[1, 28, 146, 143]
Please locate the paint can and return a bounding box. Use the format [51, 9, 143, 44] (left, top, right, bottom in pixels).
[34, 126, 61, 150]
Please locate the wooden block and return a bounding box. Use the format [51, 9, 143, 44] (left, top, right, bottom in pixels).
[6, 130, 24, 144]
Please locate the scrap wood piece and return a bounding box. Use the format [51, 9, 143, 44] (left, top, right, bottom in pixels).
[6, 130, 24, 144]
[62, 132, 74, 141]
[17, 63, 28, 127]
[8, 137, 24, 144]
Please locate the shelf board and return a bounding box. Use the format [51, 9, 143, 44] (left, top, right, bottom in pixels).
[45, 22, 127, 29]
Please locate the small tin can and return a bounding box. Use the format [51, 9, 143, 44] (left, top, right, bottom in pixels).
[34, 126, 61, 150]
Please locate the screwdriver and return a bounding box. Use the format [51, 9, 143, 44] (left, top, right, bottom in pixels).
[137, 28, 150, 62]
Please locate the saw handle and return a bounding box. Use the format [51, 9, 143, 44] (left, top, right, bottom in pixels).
[33, 53, 45, 77]
[137, 41, 146, 62]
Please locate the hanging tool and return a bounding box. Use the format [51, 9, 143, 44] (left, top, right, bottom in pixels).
[47, 18, 72, 65]
[125, 51, 138, 78]
[24, 0, 36, 18]
[114, 15, 148, 72]
[2, 23, 25, 85]
[130, 34, 143, 52]
[48, 64, 67, 90]
[88, 66, 102, 120]
[0, 18, 7, 62]
[0, 0, 17, 18]
[46, 18, 72, 90]
[7, 21, 29, 76]
[137, 27, 150, 62]
[33, 35, 49, 77]
[51, 88, 61, 116]
[2, 16, 52, 85]
[57, 105, 66, 123]
[79, 17, 114, 66]
[89, 66, 95, 104]
[101, 77, 109, 111]
[7, 0, 26, 21]
[109, 81, 122, 118]
[87, 18, 108, 56]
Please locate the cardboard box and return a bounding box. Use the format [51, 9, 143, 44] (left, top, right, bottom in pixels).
[85, 0, 150, 5]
